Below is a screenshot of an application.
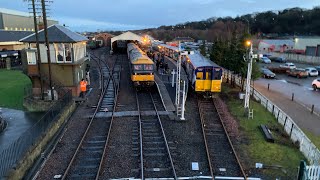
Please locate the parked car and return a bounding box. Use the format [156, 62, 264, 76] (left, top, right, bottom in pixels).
[315, 66, 320, 73]
[260, 57, 271, 64]
[280, 62, 296, 69]
[286, 68, 308, 78]
[312, 78, 320, 90]
[273, 57, 286, 63]
[305, 67, 319, 77]
[261, 68, 276, 78]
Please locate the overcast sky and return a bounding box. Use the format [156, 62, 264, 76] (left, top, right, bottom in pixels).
[1, 0, 319, 32]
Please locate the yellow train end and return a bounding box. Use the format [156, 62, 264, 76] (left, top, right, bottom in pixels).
[131, 74, 155, 87]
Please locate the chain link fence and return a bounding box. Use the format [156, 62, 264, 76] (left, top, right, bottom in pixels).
[0, 89, 72, 177]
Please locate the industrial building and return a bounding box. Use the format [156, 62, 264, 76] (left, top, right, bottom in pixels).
[258, 39, 294, 53]
[293, 36, 320, 56]
[0, 8, 58, 32]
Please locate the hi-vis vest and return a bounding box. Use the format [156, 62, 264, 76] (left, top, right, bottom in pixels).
[80, 81, 87, 92]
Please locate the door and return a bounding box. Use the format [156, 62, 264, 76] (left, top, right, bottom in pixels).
[204, 70, 212, 91]
[195, 70, 204, 91]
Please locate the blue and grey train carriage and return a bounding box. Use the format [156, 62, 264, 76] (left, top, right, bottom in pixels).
[183, 52, 222, 94]
[155, 44, 180, 61]
[127, 43, 155, 88]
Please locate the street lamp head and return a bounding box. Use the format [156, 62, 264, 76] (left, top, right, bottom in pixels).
[245, 40, 252, 46]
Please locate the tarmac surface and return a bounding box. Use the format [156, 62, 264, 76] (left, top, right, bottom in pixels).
[254, 80, 320, 135]
[0, 108, 43, 152]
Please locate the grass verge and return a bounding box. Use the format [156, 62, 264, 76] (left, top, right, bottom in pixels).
[222, 84, 306, 179]
[0, 70, 31, 110]
[303, 130, 320, 149]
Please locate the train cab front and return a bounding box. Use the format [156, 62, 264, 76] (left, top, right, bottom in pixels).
[194, 67, 222, 95]
[132, 72, 155, 88]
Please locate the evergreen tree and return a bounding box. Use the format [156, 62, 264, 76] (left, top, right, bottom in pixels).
[200, 41, 206, 56]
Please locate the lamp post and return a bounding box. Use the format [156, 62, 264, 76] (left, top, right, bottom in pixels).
[244, 40, 253, 113]
[243, 18, 250, 34]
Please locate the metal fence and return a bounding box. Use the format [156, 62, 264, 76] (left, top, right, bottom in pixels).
[266, 52, 320, 65]
[0, 90, 72, 178]
[223, 70, 320, 165]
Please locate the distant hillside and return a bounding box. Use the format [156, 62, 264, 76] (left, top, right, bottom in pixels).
[132, 6, 320, 42]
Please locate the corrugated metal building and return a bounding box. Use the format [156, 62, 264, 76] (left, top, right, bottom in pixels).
[0, 8, 58, 31]
[258, 39, 294, 52]
[294, 37, 320, 56]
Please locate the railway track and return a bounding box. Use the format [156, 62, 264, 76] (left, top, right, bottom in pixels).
[61, 53, 121, 180]
[135, 90, 177, 179]
[198, 96, 246, 179]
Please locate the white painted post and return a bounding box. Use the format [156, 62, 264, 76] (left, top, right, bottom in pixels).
[180, 80, 186, 120]
[171, 69, 175, 87]
[175, 41, 181, 107]
[244, 43, 253, 112]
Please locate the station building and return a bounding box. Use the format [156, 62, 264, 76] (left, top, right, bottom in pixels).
[94, 33, 114, 47]
[20, 24, 88, 109]
[110, 31, 144, 54]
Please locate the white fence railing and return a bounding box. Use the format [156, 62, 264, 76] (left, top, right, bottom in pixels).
[223, 70, 320, 165]
[306, 166, 320, 180]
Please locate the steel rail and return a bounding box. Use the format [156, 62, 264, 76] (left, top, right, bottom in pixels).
[136, 91, 178, 179]
[212, 98, 247, 179]
[149, 92, 178, 179]
[61, 54, 116, 180]
[197, 97, 215, 179]
[135, 91, 144, 179]
[95, 57, 122, 180]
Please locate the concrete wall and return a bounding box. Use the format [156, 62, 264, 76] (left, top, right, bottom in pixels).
[269, 52, 320, 65]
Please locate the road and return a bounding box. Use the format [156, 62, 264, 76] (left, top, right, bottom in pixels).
[255, 74, 320, 116]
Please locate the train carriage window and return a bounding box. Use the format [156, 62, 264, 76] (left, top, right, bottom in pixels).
[134, 65, 143, 70]
[144, 64, 153, 70]
[196, 71, 203, 79]
[213, 68, 222, 80]
[205, 71, 212, 80]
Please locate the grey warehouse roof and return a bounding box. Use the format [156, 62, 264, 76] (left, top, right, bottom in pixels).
[20, 24, 88, 43]
[187, 52, 220, 68]
[0, 30, 33, 42]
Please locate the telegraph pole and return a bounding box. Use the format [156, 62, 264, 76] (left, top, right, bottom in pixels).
[244, 41, 253, 112]
[41, 0, 54, 100]
[30, 0, 44, 100]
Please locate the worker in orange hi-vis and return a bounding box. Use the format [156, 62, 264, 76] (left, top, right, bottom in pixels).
[79, 78, 88, 98]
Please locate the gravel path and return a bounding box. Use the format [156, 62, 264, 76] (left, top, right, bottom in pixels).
[162, 92, 211, 177]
